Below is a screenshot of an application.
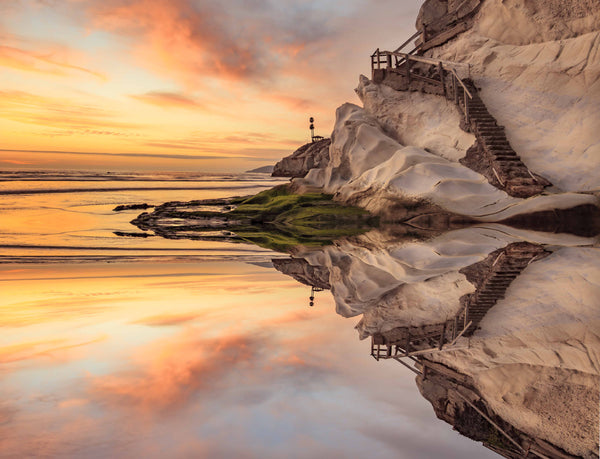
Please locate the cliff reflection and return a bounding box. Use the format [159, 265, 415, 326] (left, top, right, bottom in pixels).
[273, 226, 599, 459]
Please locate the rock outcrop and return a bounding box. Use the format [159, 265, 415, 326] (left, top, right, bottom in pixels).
[272, 138, 330, 178]
[271, 257, 331, 290]
[417, 360, 599, 459]
[416, 0, 483, 50]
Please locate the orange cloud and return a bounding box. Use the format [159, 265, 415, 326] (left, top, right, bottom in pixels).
[0, 90, 140, 132]
[131, 312, 205, 327]
[0, 336, 106, 364]
[259, 308, 327, 327]
[130, 91, 204, 109]
[265, 94, 315, 112]
[0, 45, 106, 80]
[0, 294, 131, 327]
[0, 159, 34, 165]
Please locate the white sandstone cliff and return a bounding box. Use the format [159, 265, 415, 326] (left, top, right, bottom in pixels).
[291, 0, 599, 219]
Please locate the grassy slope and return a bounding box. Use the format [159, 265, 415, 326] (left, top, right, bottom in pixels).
[225, 185, 377, 251]
[131, 185, 378, 252]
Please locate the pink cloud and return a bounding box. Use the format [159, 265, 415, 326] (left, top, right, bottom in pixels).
[89, 333, 266, 412]
[87, 0, 264, 83]
[80, 0, 334, 89]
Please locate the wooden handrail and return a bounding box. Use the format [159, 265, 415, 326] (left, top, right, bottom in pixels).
[449, 67, 472, 98]
[453, 389, 527, 455]
[392, 29, 422, 54]
[371, 50, 469, 70]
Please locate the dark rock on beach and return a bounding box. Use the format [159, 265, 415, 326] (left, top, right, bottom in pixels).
[113, 203, 153, 212]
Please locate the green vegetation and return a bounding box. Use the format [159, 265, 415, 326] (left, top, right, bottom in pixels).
[132, 185, 378, 252]
[229, 185, 377, 251]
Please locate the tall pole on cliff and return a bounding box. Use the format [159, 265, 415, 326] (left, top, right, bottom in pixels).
[309, 116, 315, 142]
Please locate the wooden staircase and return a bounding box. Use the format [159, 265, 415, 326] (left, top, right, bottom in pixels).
[370, 48, 552, 198]
[459, 80, 550, 198]
[461, 242, 549, 335]
[370, 243, 549, 360]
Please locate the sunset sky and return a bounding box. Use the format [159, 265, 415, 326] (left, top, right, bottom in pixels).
[0, 0, 421, 172]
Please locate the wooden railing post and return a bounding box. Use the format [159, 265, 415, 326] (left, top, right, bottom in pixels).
[438, 62, 446, 98]
[453, 315, 458, 340]
[387, 53, 392, 69]
[454, 75, 459, 105]
[376, 48, 380, 70]
[438, 322, 446, 350]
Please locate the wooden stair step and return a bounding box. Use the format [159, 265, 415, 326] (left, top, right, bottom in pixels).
[480, 134, 508, 140]
[507, 173, 534, 180]
[493, 159, 520, 164]
[483, 137, 511, 142]
[497, 161, 526, 166]
[507, 178, 538, 185]
[485, 142, 512, 147]
[491, 150, 518, 156]
[492, 155, 519, 160]
[476, 125, 504, 130]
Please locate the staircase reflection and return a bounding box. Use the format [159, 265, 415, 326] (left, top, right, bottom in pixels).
[273, 238, 599, 459]
[370, 242, 549, 365]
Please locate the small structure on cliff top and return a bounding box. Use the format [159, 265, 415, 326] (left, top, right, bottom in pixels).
[309, 116, 324, 143]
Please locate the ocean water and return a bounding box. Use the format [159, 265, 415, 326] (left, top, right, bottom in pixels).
[0, 170, 498, 458]
[0, 170, 287, 261]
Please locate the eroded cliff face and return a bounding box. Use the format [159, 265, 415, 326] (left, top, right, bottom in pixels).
[417, 361, 599, 459]
[283, 0, 599, 217]
[471, 0, 600, 45]
[425, 1, 600, 192]
[295, 99, 597, 221]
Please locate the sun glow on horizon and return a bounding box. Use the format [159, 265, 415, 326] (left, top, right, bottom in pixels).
[0, 1, 421, 172]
